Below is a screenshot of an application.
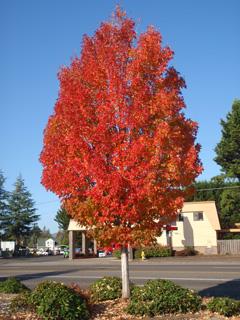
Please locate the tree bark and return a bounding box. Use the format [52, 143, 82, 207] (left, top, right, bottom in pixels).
[121, 246, 130, 299]
[69, 230, 76, 260]
[128, 243, 133, 261]
[82, 231, 86, 254]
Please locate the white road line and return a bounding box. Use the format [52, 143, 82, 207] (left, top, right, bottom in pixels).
[1, 274, 240, 282]
[214, 266, 240, 269]
[35, 275, 240, 282]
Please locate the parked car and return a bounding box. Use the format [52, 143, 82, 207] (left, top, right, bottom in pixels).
[36, 248, 51, 256]
[97, 246, 113, 257]
[97, 248, 107, 257]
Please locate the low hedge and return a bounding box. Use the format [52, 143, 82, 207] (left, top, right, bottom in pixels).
[207, 297, 240, 317]
[10, 280, 90, 319]
[90, 276, 122, 301]
[112, 249, 121, 259]
[113, 246, 172, 260]
[0, 277, 30, 294]
[8, 277, 240, 319]
[134, 245, 172, 259]
[28, 281, 89, 320]
[126, 279, 202, 316]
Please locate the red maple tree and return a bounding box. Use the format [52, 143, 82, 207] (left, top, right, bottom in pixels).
[40, 8, 202, 297]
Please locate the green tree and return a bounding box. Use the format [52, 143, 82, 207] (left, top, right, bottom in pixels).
[215, 99, 240, 181]
[39, 225, 52, 239]
[4, 176, 39, 245]
[54, 207, 70, 245]
[220, 189, 240, 228]
[56, 230, 69, 245]
[54, 207, 70, 231]
[187, 176, 240, 228]
[187, 176, 226, 204]
[0, 171, 9, 238]
[28, 223, 42, 247]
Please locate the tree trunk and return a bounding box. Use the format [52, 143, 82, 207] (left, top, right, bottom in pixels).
[128, 243, 133, 261]
[121, 246, 130, 299]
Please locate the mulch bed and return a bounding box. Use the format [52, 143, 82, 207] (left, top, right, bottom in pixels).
[1, 294, 240, 320]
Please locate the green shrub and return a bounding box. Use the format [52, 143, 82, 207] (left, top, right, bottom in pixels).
[113, 246, 172, 259]
[127, 279, 202, 316]
[90, 277, 122, 301]
[0, 277, 30, 293]
[112, 249, 121, 259]
[175, 246, 198, 256]
[1, 251, 13, 258]
[207, 297, 240, 317]
[134, 245, 172, 259]
[29, 281, 89, 320]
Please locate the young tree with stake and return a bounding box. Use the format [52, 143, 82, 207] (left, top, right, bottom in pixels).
[40, 8, 202, 298]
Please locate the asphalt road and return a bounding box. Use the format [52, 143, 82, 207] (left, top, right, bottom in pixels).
[0, 255, 240, 298]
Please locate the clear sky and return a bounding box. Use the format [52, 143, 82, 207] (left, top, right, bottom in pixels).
[0, 0, 239, 233]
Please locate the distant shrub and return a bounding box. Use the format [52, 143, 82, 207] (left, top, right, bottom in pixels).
[29, 281, 89, 320]
[207, 297, 240, 317]
[175, 246, 198, 256]
[1, 251, 13, 258]
[134, 245, 172, 259]
[0, 277, 29, 294]
[113, 246, 172, 260]
[90, 277, 122, 301]
[112, 249, 121, 259]
[223, 233, 240, 240]
[127, 279, 202, 316]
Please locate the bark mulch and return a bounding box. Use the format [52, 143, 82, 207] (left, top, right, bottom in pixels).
[1, 294, 240, 320]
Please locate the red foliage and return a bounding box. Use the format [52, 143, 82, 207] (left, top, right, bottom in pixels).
[40, 8, 202, 247]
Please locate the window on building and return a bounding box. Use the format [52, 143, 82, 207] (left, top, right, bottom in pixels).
[193, 212, 203, 221]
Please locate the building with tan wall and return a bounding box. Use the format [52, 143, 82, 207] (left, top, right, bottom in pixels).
[68, 201, 221, 257]
[157, 201, 221, 254]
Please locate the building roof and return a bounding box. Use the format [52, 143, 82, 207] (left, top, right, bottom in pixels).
[68, 220, 87, 231]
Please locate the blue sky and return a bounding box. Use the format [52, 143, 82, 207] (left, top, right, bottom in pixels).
[0, 0, 239, 233]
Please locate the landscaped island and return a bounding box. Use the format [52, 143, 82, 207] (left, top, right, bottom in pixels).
[0, 277, 240, 319]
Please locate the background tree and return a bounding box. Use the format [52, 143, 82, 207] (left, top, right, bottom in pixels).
[215, 99, 240, 181]
[4, 175, 39, 245]
[54, 206, 70, 231]
[187, 175, 240, 228]
[54, 206, 70, 245]
[27, 223, 42, 247]
[40, 8, 202, 298]
[39, 225, 52, 239]
[220, 188, 240, 228]
[56, 230, 69, 246]
[187, 175, 226, 203]
[0, 171, 9, 239]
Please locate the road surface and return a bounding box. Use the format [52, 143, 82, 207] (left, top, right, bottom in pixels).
[0, 255, 239, 298]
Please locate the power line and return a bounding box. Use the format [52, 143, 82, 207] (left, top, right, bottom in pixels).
[196, 186, 240, 192]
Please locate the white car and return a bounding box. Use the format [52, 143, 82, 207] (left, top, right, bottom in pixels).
[98, 249, 106, 258]
[36, 249, 49, 256]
